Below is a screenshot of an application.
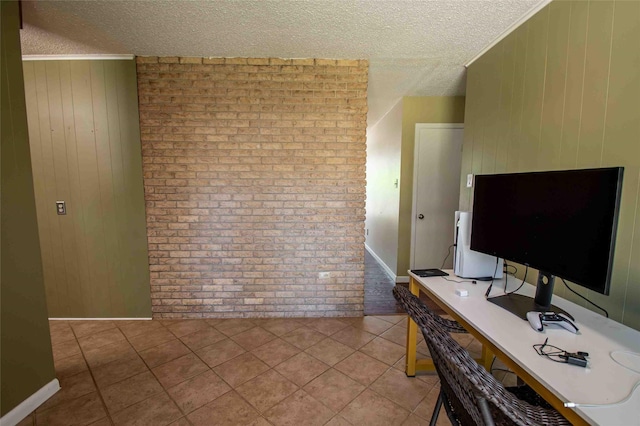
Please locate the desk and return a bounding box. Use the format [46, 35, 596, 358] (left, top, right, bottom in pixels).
[405, 271, 640, 426]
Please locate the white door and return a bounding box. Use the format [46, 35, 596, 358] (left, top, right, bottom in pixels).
[411, 124, 463, 269]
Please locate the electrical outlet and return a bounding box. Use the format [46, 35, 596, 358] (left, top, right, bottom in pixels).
[56, 201, 66, 215]
[466, 174, 474, 188]
[318, 272, 330, 279]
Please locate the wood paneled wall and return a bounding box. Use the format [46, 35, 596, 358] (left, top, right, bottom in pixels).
[23, 60, 151, 318]
[1, 0, 56, 414]
[460, 1, 640, 329]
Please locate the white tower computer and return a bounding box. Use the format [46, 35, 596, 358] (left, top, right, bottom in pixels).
[454, 211, 504, 279]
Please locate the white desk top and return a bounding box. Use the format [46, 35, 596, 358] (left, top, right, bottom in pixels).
[410, 271, 640, 426]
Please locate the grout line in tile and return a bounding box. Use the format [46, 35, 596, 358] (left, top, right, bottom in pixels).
[42, 318, 500, 426]
[72, 329, 116, 426]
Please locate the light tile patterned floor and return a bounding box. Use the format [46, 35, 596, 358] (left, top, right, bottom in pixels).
[20, 316, 504, 426]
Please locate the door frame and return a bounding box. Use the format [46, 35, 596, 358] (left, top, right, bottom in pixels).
[410, 123, 464, 269]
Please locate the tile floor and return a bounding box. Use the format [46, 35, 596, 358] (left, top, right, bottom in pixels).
[17, 315, 502, 426]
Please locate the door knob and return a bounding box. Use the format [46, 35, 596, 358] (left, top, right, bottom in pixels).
[418, 214, 424, 220]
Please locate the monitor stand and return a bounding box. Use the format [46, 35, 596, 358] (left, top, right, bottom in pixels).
[487, 270, 574, 321]
[487, 293, 573, 321]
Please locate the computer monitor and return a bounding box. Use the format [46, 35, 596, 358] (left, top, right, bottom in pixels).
[470, 167, 624, 320]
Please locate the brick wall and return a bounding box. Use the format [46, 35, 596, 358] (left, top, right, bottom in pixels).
[136, 57, 368, 319]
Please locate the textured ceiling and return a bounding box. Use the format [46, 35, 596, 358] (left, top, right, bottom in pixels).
[20, 0, 544, 127]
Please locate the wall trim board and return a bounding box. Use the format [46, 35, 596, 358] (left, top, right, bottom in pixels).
[0, 379, 60, 426]
[22, 54, 134, 61]
[465, 0, 552, 67]
[365, 244, 397, 282]
[48, 318, 152, 321]
[396, 276, 410, 284]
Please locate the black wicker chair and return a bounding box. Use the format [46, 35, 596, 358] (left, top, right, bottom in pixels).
[396, 287, 467, 334]
[393, 285, 571, 426]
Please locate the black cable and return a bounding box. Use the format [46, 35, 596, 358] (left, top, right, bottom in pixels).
[504, 263, 517, 276]
[505, 265, 528, 295]
[561, 278, 609, 318]
[492, 368, 515, 374]
[489, 355, 517, 379]
[440, 244, 455, 269]
[533, 338, 569, 364]
[484, 257, 500, 298]
[503, 261, 509, 293]
[442, 277, 476, 284]
[492, 256, 500, 278]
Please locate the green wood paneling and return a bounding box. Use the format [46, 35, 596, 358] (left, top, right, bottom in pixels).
[506, 24, 529, 173]
[603, 1, 640, 328]
[461, 0, 640, 330]
[58, 60, 94, 315]
[540, 1, 571, 171]
[459, 72, 479, 211]
[479, 42, 504, 175]
[470, 55, 488, 177]
[23, 59, 151, 318]
[520, 8, 548, 171]
[495, 36, 517, 174]
[560, 1, 589, 169]
[104, 61, 128, 315]
[1, 0, 56, 415]
[72, 61, 111, 317]
[116, 61, 152, 316]
[577, 0, 614, 169]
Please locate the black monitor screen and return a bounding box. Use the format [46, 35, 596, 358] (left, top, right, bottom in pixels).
[470, 167, 623, 295]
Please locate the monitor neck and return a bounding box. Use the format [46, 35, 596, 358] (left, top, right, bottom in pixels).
[534, 271, 556, 310]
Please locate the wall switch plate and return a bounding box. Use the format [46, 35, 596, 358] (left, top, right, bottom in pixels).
[466, 174, 474, 188]
[56, 201, 66, 215]
[318, 272, 330, 279]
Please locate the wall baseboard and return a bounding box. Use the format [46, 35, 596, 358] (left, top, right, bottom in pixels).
[365, 244, 397, 282]
[396, 276, 410, 283]
[0, 378, 60, 426]
[48, 318, 152, 321]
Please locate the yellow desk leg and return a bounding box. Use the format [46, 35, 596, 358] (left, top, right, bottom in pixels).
[405, 278, 420, 377]
[482, 345, 493, 371]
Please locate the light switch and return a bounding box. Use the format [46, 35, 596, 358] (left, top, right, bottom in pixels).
[466, 174, 474, 188]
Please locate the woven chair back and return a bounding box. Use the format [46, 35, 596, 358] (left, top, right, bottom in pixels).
[393, 285, 571, 426]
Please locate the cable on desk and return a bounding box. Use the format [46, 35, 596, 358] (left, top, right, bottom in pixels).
[610, 350, 640, 374]
[564, 381, 640, 408]
[504, 262, 518, 276]
[533, 338, 571, 364]
[503, 262, 517, 292]
[505, 265, 528, 296]
[561, 278, 609, 318]
[441, 276, 476, 284]
[483, 258, 501, 298]
[440, 244, 455, 269]
[565, 350, 640, 408]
